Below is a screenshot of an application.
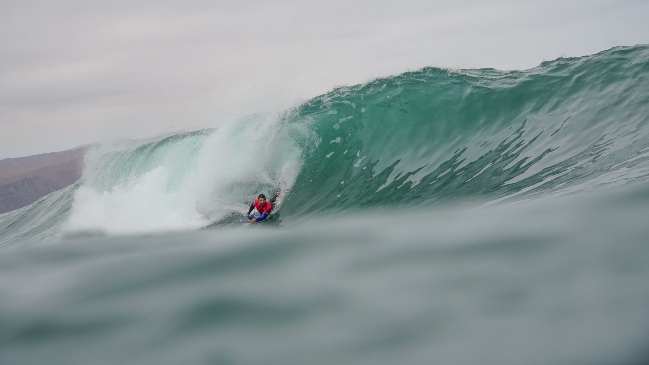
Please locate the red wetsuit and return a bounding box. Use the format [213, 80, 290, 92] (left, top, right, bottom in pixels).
[253, 199, 273, 215]
[247, 194, 278, 221]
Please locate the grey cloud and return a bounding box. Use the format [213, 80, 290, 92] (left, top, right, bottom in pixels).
[1, 0, 648, 158]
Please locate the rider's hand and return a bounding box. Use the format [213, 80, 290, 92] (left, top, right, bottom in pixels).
[245, 213, 249, 218]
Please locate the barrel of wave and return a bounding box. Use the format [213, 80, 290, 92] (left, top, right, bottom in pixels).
[64, 113, 313, 235]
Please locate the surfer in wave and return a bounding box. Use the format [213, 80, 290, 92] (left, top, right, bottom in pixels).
[245, 191, 280, 223]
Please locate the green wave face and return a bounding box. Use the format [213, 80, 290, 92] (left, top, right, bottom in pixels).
[282, 45, 649, 217]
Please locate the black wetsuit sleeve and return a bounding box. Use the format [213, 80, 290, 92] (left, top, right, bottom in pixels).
[270, 195, 278, 205]
[247, 203, 255, 215]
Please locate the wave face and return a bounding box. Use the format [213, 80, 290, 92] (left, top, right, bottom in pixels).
[281, 45, 649, 217]
[2, 45, 649, 242]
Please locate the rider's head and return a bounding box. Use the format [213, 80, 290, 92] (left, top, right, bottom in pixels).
[258, 194, 267, 204]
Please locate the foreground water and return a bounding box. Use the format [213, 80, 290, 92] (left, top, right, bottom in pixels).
[2, 185, 649, 365]
[2, 45, 649, 364]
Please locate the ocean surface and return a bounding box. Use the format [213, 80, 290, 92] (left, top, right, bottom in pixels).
[2, 45, 649, 364]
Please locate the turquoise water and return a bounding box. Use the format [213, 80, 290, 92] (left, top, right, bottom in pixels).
[1, 45, 649, 364]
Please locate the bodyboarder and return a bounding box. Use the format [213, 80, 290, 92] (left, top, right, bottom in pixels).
[245, 191, 280, 223]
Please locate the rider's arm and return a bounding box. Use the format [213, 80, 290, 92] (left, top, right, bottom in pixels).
[256, 212, 269, 221]
[270, 191, 280, 205]
[247, 203, 255, 215]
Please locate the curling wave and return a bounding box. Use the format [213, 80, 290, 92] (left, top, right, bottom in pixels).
[2, 45, 649, 243]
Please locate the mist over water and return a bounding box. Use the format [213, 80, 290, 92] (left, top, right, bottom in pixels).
[2, 45, 649, 364]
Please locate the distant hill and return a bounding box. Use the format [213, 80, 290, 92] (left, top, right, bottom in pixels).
[0, 147, 87, 214]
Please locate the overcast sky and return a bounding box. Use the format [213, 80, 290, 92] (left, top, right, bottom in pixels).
[1, 0, 648, 159]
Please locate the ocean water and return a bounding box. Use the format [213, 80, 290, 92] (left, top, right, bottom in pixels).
[1, 45, 649, 364]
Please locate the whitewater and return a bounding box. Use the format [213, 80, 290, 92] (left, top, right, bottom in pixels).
[1, 45, 649, 365]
